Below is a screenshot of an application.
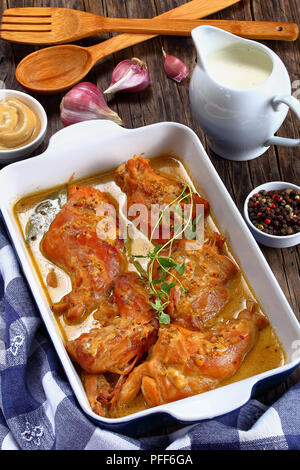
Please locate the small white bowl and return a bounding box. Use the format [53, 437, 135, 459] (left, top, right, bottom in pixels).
[0, 89, 47, 164]
[244, 181, 300, 248]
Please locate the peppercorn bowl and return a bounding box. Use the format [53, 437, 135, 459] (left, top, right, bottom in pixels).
[244, 181, 300, 248]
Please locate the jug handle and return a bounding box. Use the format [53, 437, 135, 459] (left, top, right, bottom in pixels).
[265, 95, 300, 147]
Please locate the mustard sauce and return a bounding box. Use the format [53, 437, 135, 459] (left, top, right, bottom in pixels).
[0, 98, 41, 150]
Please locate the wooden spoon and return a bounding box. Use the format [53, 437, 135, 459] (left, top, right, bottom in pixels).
[15, 0, 242, 94]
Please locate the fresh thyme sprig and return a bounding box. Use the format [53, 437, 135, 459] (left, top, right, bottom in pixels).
[132, 179, 198, 325]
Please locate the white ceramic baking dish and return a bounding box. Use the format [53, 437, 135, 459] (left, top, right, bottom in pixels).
[0, 120, 300, 434]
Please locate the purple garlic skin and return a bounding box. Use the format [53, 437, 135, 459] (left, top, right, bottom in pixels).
[104, 58, 150, 95]
[162, 49, 189, 83]
[60, 82, 123, 127]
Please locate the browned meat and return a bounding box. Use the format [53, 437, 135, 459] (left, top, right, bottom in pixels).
[162, 235, 238, 329]
[66, 273, 158, 375]
[116, 305, 268, 409]
[115, 156, 209, 243]
[81, 371, 126, 417]
[41, 185, 124, 324]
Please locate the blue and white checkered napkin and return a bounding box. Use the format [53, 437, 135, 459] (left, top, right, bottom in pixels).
[0, 217, 300, 450]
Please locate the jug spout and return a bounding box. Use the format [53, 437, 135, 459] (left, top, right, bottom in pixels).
[191, 25, 245, 69]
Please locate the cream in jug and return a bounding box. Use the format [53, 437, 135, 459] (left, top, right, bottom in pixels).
[189, 26, 300, 161]
[205, 46, 273, 89]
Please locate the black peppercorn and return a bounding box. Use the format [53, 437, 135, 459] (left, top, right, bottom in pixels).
[248, 188, 300, 237]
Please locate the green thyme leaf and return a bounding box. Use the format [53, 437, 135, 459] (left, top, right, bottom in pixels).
[175, 262, 185, 276]
[131, 177, 197, 326]
[158, 257, 177, 268]
[193, 214, 202, 227]
[161, 281, 176, 296]
[158, 312, 171, 325]
[150, 297, 164, 313]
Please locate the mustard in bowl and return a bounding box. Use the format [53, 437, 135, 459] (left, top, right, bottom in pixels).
[0, 90, 47, 164]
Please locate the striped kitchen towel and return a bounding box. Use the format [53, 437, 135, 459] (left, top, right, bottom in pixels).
[0, 217, 300, 450]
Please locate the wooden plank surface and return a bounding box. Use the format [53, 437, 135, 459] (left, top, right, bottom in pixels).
[0, 0, 299, 423]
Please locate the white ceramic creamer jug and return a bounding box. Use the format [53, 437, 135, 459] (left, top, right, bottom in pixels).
[189, 26, 300, 161]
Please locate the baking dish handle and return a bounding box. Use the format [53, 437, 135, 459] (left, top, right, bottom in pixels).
[48, 120, 126, 150]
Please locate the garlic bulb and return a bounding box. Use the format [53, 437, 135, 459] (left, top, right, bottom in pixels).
[162, 48, 189, 83]
[104, 58, 150, 95]
[60, 82, 123, 127]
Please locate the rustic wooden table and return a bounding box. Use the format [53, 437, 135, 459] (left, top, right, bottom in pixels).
[0, 0, 299, 420]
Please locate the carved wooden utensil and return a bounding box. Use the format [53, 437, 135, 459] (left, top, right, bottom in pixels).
[0, 7, 297, 45]
[14, 0, 243, 94]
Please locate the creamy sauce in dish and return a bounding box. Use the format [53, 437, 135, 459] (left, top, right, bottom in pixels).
[206, 46, 273, 89]
[14, 156, 285, 417]
[0, 98, 41, 150]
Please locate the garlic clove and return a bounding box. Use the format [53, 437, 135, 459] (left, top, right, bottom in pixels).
[60, 82, 123, 127]
[162, 48, 189, 83]
[104, 58, 150, 95]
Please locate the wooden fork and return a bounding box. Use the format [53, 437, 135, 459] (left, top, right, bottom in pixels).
[0, 7, 298, 44]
